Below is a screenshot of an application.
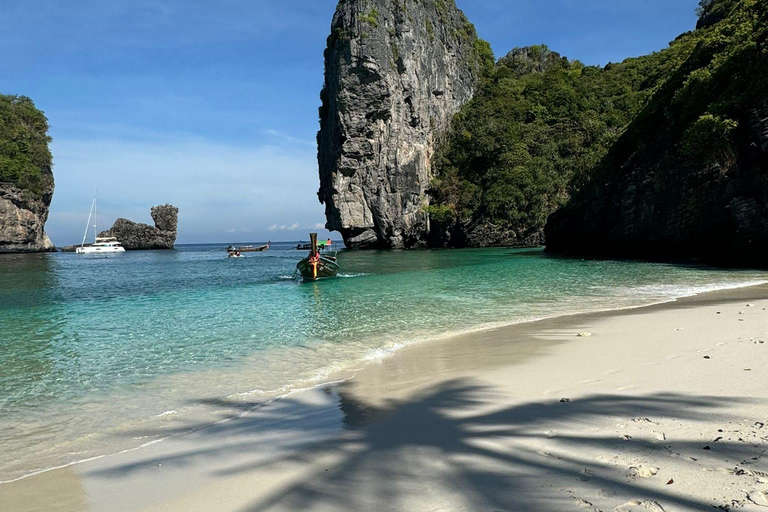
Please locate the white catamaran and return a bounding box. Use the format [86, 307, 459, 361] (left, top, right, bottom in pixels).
[76, 195, 126, 254]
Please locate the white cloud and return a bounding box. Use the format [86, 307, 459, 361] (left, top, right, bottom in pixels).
[267, 221, 307, 232]
[264, 129, 316, 147]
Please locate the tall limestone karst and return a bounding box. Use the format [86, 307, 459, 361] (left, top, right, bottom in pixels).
[317, 0, 492, 249]
[0, 95, 56, 253]
[545, 0, 768, 266]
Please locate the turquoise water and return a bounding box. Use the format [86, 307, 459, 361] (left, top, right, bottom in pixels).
[1, 243, 767, 481]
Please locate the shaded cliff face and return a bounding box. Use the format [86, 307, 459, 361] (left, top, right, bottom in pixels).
[546, 0, 768, 267]
[0, 95, 55, 253]
[98, 205, 178, 250]
[318, 0, 488, 249]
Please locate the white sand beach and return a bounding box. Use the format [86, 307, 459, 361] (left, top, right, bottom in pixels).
[3, 285, 768, 512]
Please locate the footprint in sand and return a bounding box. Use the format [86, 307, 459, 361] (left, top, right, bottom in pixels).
[748, 489, 768, 507]
[628, 465, 659, 478]
[614, 500, 665, 511]
[577, 498, 601, 511]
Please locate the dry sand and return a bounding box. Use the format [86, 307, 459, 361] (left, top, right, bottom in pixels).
[2, 285, 768, 512]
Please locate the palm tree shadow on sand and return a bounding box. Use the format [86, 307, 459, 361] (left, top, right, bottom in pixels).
[96, 380, 765, 512]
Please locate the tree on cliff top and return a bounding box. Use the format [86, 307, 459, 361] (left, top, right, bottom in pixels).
[0, 95, 53, 196]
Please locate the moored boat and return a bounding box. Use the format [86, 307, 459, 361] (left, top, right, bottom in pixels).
[296, 233, 339, 281]
[76, 237, 126, 254]
[75, 194, 126, 255]
[296, 238, 332, 251]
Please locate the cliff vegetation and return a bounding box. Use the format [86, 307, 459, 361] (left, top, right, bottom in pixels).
[545, 0, 768, 265]
[0, 95, 53, 197]
[428, 0, 764, 252]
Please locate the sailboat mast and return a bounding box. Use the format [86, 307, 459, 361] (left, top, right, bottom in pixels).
[81, 196, 96, 248]
[93, 194, 98, 243]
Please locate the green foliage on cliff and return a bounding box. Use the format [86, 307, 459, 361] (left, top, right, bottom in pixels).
[594, 0, 766, 181]
[358, 9, 380, 28]
[430, 41, 695, 233]
[0, 95, 52, 196]
[681, 114, 739, 163]
[429, 0, 765, 245]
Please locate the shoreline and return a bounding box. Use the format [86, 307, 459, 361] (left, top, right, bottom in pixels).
[2, 279, 766, 487]
[2, 282, 768, 511]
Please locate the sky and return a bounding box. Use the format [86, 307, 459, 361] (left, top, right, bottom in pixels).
[0, 0, 701, 245]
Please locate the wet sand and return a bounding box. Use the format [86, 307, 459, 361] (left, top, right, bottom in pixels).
[2, 285, 768, 511]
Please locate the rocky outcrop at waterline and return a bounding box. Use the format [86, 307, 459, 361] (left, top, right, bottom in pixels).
[98, 204, 178, 250]
[0, 95, 55, 253]
[317, 0, 491, 249]
[61, 204, 180, 252]
[0, 184, 56, 253]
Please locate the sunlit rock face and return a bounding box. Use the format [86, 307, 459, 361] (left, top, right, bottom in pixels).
[318, 0, 484, 249]
[0, 183, 55, 253]
[98, 205, 179, 250]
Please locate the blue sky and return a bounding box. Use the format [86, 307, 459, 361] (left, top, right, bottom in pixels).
[0, 0, 700, 245]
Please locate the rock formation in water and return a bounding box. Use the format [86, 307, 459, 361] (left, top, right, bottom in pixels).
[98, 204, 179, 250]
[317, 0, 491, 249]
[0, 95, 56, 253]
[0, 185, 56, 253]
[545, 0, 768, 266]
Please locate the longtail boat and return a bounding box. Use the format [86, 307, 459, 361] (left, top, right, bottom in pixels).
[296, 239, 332, 251]
[227, 242, 270, 254]
[296, 233, 339, 281]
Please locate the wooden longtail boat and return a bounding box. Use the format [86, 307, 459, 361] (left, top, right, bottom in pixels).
[227, 243, 270, 254]
[297, 233, 339, 281]
[238, 243, 270, 252]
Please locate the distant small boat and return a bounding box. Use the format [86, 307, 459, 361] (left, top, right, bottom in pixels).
[297, 233, 339, 281]
[227, 243, 270, 253]
[296, 239, 332, 251]
[76, 194, 126, 255]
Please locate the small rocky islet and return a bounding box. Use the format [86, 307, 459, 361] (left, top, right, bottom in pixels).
[60, 205, 179, 252]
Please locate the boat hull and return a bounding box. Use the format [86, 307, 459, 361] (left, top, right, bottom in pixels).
[76, 246, 126, 254]
[296, 256, 340, 281]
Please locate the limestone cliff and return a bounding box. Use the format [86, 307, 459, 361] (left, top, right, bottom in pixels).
[0, 184, 55, 253]
[0, 95, 55, 253]
[98, 205, 178, 250]
[317, 0, 490, 249]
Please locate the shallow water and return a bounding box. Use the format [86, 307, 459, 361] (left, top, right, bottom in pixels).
[1, 243, 766, 481]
